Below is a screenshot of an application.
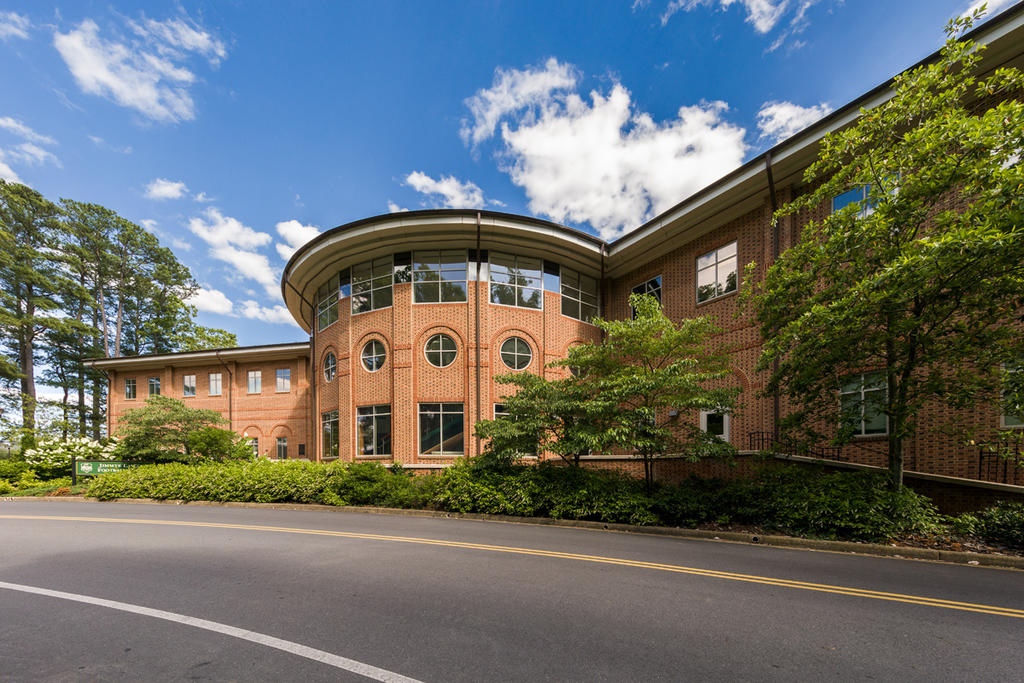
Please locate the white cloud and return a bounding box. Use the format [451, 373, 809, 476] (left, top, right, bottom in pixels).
[661, 0, 790, 32]
[187, 207, 278, 297]
[960, 0, 1017, 19]
[144, 177, 188, 199]
[0, 117, 57, 146]
[53, 11, 226, 123]
[139, 218, 158, 232]
[0, 151, 23, 184]
[274, 219, 320, 260]
[8, 143, 60, 167]
[239, 300, 298, 326]
[88, 135, 132, 154]
[466, 62, 747, 239]
[0, 12, 29, 40]
[387, 201, 409, 213]
[405, 171, 487, 208]
[193, 191, 213, 202]
[756, 100, 832, 143]
[460, 58, 579, 148]
[188, 287, 234, 315]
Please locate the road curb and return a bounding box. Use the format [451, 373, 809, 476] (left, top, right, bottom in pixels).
[9, 495, 1023, 570]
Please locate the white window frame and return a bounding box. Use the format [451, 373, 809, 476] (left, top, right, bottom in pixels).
[208, 372, 222, 396]
[276, 437, 288, 459]
[418, 403, 465, 456]
[424, 333, 458, 368]
[560, 266, 599, 323]
[488, 252, 544, 311]
[356, 404, 392, 457]
[351, 256, 394, 315]
[276, 368, 291, 393]
[499, 337, 532, 371]
[323, 353, 337, 382]
[148, 377, 160, 396]
[839, 372, 889, 437]
[696, 241, 738, 304]
[361, 340, 387, 372]
[699, 410, 730, 443]
[412, 250, 468, 304]
[124, 378, 136, 400]
[630, 276, 662, 317]
[182, 374, 196, 398]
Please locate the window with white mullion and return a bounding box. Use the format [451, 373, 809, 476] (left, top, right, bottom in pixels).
[351, 256, 394, 314]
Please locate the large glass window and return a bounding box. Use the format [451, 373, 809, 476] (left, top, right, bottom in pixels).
[247, 370, 261, 394]
[424, 334, 457, 368]
[500, 337, 532, 370]
[489, 252, 543, 310]
[561, 267, 599, 322]
[208, 372, 222, 396]
[630, 276, 662, 318]
[840, 372, 888, 436]
[361, 340, 386, 372]
[321, 410, 339, 459]
[183, 374, 196, 398]
[276, 437, 288, 459]
[357, 405, 392, 456]
[249, 437, 259, 457]
[414, 250, 467, 303]
[419, 403, 464, 455]
[832, 184, 875, 216]
[276, 368, 290, 392]
[696, 241, 737, 303]
[351, 257, 393, 314]
[316, 273, 340, 331]
[323, 352, 337, 382]
[700, 410, 730, 443]
[148, 377, 160, 396]
[124, 378, 136, 399]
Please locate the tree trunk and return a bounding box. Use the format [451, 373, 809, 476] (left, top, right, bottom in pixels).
[76, 367, 87, 436]
[643, 453, 653, 494]
[115, 294, 123, 358]
[91, 376, 102, 441]
[18, 323, 36, 442]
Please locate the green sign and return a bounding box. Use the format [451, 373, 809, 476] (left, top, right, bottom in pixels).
[74, 460, 138, 476]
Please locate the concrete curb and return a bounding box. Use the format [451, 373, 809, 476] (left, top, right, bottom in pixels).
[8, 495, 1023, 570]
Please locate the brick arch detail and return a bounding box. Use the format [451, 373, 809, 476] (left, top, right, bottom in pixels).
[413, 325, 466, 363]
[241, 425, 262, 438]
[271, 423, 293, 438]
[490, 327, 542, 373]
[353, 331, 391, 372]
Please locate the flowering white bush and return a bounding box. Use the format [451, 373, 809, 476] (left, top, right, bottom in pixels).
[23, 437, 118, 478]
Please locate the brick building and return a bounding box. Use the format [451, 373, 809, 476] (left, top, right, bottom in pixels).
[91, 8, 1024, 506]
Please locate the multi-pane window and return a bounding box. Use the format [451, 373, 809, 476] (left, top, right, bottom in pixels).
[148, 377, 160, 396]
[424, 334, 457, 368]
[561, 267, 599, 322]
[323, 352, 337, 382]
[419, 403, 464, 455]
[630, 276, 662, 317]
[209, 372, 222, 396]
[351, 257, 393, 314]
[697, 241, 737, 303]
[321, 410, 339, 459]
[490, 252, 543, 310]
[361, 340, 386, 372]
[124, 378, 136, 399]
[1002, 365, 1024, 429]
[276, 368, 290, 392]
[500, 337, 532, 370]
[700, 411, 730, 442]
[832, 184, 875, 216]
[840, 372, 888, 436]
[276, 437, 288, 459]
[413, 250, 467, 303]
[249, 437, 259, 457]
[183, 374, 196, 398]
[316, 273, 340, 331]
[357, 405, 392, 457]
[247, 370, 261, 394]
[494, 403, 509, 419]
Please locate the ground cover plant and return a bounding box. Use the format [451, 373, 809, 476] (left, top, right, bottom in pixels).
[80, 459, 1023, 547]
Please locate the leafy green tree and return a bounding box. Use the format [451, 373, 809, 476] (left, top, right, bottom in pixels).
[745, 11, 1024, 490]
[479, 293, 738, 491]
[186, 426, 254, 462]
[113, 395, 233, 462]
[173, 324, 238, 352]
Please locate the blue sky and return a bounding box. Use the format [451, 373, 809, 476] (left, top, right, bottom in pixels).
[0, 0, 1016, 347]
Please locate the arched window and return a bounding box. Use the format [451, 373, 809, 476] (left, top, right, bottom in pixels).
[500, 337, 532, 370]
[424, 334, 457, 368]
[323, 352, 337, 381]
[361, 340, 386, 372]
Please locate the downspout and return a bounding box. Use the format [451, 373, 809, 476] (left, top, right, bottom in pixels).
[285, 277, 316, 461]
[765, 152, 781, 443]
[475, 212, 483, 457]
[214, 350, 233, 431]
[599, 243, 607, 342]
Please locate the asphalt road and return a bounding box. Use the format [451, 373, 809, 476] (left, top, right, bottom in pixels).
[1, 500, 1022, 682]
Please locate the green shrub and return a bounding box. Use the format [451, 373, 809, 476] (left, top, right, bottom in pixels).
[0, 479, 13, 494]
[953, 502, 1024, 549]
[186, 427, 255, 462]
[0, 459, 32, 481]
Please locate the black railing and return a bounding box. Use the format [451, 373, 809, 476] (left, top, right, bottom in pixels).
[977, 444, 1024, 486]
[747, 431, 843, 462]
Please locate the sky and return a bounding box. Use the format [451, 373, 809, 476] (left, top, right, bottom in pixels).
[0, 0, 1019, 348]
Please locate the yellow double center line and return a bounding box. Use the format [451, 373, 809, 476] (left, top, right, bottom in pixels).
[4, 514, 1023, 619]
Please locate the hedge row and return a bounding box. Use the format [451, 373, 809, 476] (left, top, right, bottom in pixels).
[84, 460, 968, 544]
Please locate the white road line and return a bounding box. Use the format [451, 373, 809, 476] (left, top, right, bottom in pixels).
[0, 580, 422, 683]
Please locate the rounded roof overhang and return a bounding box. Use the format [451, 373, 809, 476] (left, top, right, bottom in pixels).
[281, 209, 604, 333]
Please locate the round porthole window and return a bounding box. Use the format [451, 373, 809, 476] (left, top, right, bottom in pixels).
[323, 352, 337, 381]
[361, 340, 386, 372]
[424, 333, 457, 368]
[500, 337, 532, 370]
